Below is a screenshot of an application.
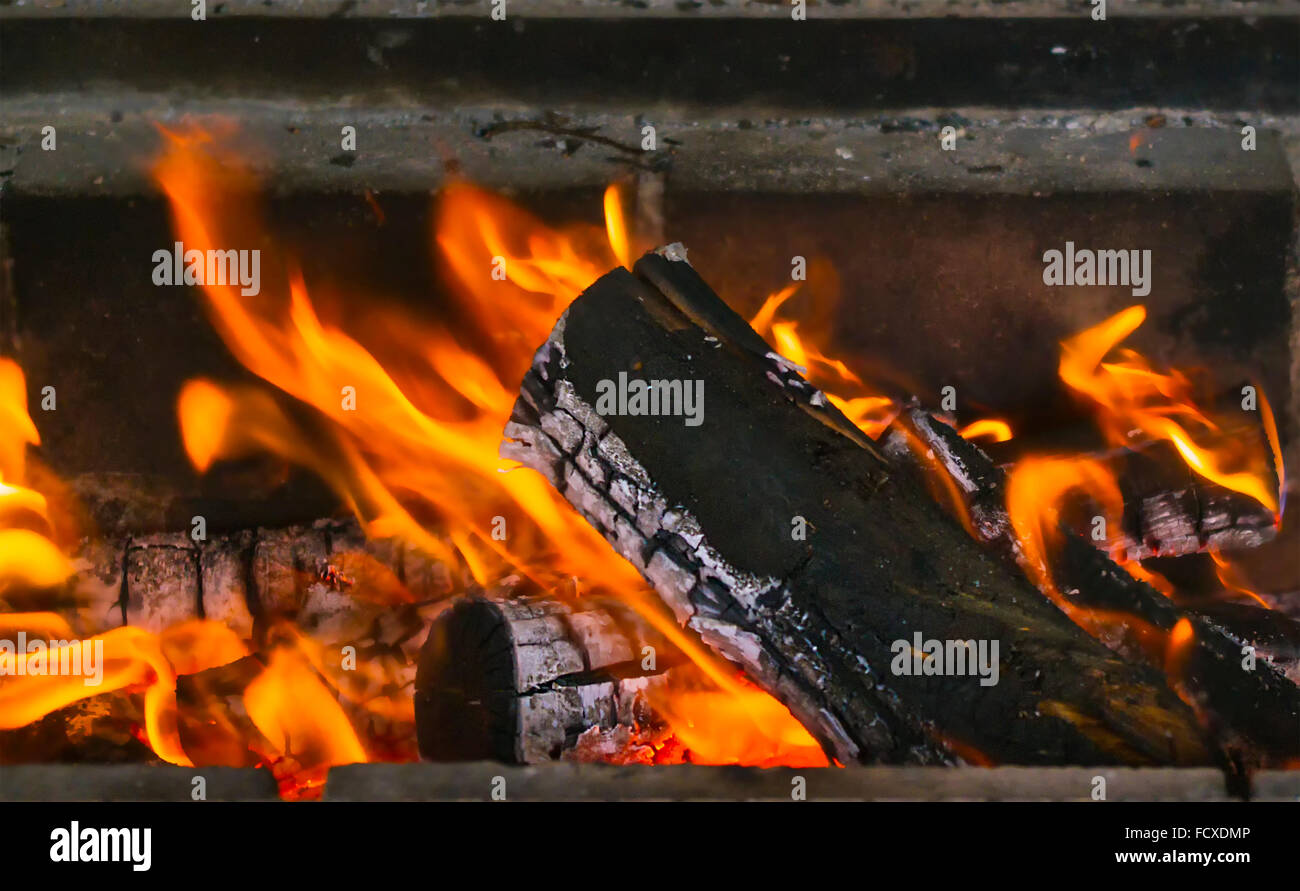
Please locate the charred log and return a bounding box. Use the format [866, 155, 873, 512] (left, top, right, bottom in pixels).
[414, 595, 676, 764]
[499, 246, 1216, 768]
[985, 436, 1279, 559]
[885, 406, 1300, 762]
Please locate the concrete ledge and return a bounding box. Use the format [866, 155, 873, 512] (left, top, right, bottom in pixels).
[1, 0, 1295, 20]
[1251, 770, 1300, 801]
[0, 765, 281, 801]
[322, 763, 1237, 801]
[1, 97, 1293, 196]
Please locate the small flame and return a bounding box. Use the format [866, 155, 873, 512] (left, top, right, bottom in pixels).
[1208, 547, 1272, 610]
[1164, 617, 1198, 709]
[244, 645, 368, 798]
[749, 288, 1013, 448]
[1060, 305, 1282, 517]
[957, 418, 1013, 443]
[892, 421, 980, 539]
[749, 286, 900, 439]
[645, 674, 828, 767]
[603, 184, 633, 269]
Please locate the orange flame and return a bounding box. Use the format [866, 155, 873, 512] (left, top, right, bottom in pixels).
[245, 646, 368, 797]
[1004, 455, 1166, 658]
[1060, 305, 1282, 516]
[645, 674, 828, 767]
[0, 348, 369, 787]
[152, 122, 819, 767]
[749, 288, 1013, 449]
[957, 418, 1013, 443]
[749, 286, 900, 439]
[1208, 547, 1272, 610]
[0, 360, 75, 593]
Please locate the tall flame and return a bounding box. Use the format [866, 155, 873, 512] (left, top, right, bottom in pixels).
[152, 123, 822, 767]
[0, 360, 74, 592]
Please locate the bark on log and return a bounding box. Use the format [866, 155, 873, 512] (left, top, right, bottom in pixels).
[884, 405, 1300, 762]
[499, 245, 1216, 768]
[414, 595, 676, 764]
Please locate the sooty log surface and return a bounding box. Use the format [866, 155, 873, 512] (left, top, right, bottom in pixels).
[505, 250, 1215, 767]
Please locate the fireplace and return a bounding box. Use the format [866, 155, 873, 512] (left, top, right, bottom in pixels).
[0, 1, 1297, 822]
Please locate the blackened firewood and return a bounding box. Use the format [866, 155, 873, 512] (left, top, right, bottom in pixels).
[885, 406, 1300, 763]
[499, 245, 1214, 768]
[983, 432, 1279, 559]
[413, 594, 675, 763]
[1190, 601, 1300, 687]
[1113, 442, 1278, 558]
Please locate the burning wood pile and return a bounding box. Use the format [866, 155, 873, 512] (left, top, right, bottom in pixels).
[0, 123, 1295, 800]
[499, 244, 1297, 769]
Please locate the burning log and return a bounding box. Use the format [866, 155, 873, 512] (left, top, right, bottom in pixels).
[3, 516, 458, 767]
[984, 433, 1280, 559]
[414, 594, 676, 764]
[499, 246, 1216, 767]
[66, 517, 452, 642]
[886, 406, 1300, 762]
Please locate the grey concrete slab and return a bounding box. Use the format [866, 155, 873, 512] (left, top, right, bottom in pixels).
[1251, 770, 1300, 801]
[323, 762, 1236, 801]
[1, 96, 1293, 196]
[0, 765, 281, 801]
[1, 0, 1294, 20]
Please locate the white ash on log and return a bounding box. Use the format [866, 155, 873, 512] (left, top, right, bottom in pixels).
[68, 536, 126, 634]
[1116, 442, 1278, 558]
[499, 245, 1216, 768]
[7, 517, 463, 764]
[1190, 602, 1300, 687]
[125, 532, 200, 633]
[63, 516, 455, 641]
[884, 405, 1300, 763]
[414, 594, 676, 764]
[985, 436, 1279, 560]
[200, 529, 256, 640]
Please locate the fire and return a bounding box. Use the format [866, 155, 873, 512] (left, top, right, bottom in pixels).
[1163, 617, 1198, 709]
[1002, 308, 1287, 689]
[245, 646, 368, 798]
[749, 285, 901, 439]
[1005, 455, 1120, 609]
[152, 123, 819, 768]
[749, 287, 1016, 450]
[1004, 455, 1166, 659]
[1208, 547, 1272, 610]
[956, 419, 1013, 443]
[891, 420, 980, 539]
[645, 674, 828, 767]
[8, 127, 1283, 777]
[0, 360, 74, 593]
[1060, 305, 1283, 516]
[0, 352, 367, 791]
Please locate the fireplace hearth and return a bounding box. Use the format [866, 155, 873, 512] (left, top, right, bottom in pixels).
[0, 1, 1297, 815]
